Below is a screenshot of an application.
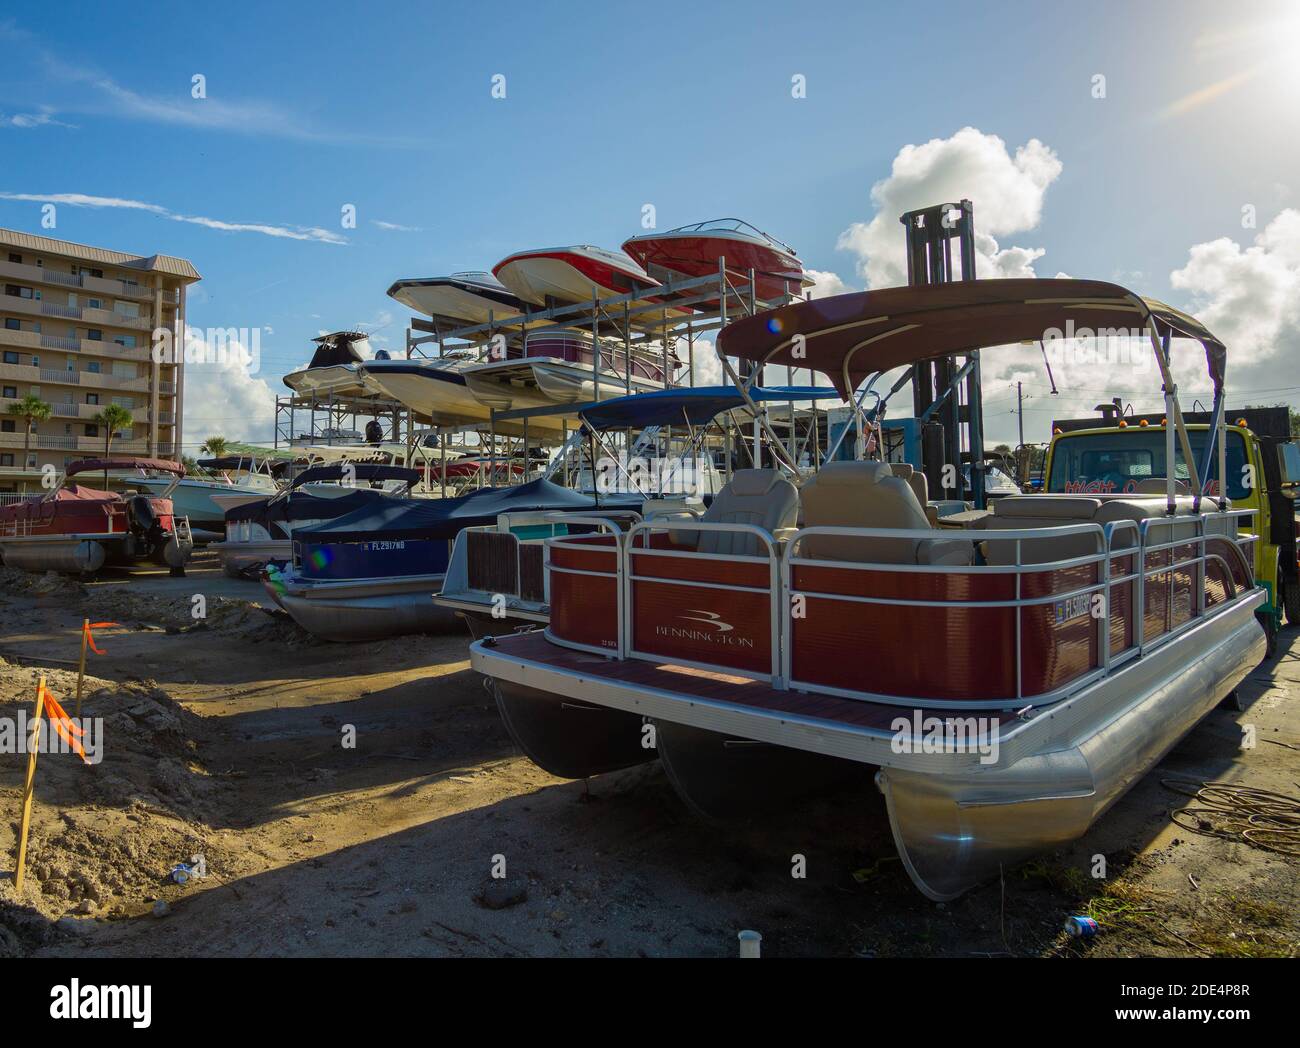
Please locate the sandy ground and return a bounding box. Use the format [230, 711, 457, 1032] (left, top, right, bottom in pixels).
[0, 552, 1296, 958]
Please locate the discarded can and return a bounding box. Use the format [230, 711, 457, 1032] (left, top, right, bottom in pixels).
[169, 863, 194, 885]
[1064, 915, 1099, 937]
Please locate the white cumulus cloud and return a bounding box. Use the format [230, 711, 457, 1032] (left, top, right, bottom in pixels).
[804, 269, 853, 299]
[836, 127, 1063, 289]
[1170, 208, 1300, 403]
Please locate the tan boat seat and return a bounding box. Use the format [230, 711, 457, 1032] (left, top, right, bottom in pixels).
[693, 468, 799, 557]
[890, 462, 931, 508]
[800, 461, 972, 565]
[981, 496, 1104, 565]
[981, 494, 1233, 565]
[1132, 477, 1190, 495]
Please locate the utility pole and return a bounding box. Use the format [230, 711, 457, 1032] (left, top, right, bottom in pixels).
[1017, 381, 1025, 447]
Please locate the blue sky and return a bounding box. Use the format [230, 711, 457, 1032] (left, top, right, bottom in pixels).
[2, 0, 1298, 447]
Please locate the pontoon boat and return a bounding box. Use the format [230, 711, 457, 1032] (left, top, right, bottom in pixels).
[471, 278, 1267, 900]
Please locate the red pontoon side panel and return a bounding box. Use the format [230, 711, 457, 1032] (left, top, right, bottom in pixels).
[548, 537, 621, 651]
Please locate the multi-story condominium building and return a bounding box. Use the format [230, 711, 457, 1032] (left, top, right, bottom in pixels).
[0, 228, 200, 493]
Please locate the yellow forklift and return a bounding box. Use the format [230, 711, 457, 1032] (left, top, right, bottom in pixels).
[1038, 405, 1300, 655]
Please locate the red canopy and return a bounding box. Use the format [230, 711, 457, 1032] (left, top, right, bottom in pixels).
[66, 457, 186, 478]
[717, 278, 1227, 398]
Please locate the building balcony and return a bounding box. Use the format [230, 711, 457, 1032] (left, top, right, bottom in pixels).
[0, 325, 156, 362]
[0, 360, 153, 394]
[0, 397, 155, 423]
[1, 291, 154, 331]
[0, 431, 152, 454]
[0, 258, 178, 304]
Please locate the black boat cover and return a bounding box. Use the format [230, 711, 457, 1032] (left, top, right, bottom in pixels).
[305, 331, 367, 370]
[289, 463, 423, 489]
[224, 487, 394, 532]
[296, 478, 634, 544]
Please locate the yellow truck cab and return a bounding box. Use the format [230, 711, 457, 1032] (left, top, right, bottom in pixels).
[1044, 406, 1300, 654]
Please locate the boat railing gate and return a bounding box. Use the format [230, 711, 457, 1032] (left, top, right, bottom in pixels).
[555, 509, 1262, 705]
[623, 519, 784, 680]
[543, 514, 640, 656]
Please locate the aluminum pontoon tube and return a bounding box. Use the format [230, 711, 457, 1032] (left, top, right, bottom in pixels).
[877, 599, 1265, 901]
[491, 676, 654, 779]
[273, 575, 460, 642]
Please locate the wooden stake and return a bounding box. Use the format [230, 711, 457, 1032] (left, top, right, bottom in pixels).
[14, 676, 47, 891]
[74, 618, 89, 720]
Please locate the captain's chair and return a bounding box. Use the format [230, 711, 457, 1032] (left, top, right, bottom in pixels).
[692, 468, 800, 557]
[799, 461, 972, 565]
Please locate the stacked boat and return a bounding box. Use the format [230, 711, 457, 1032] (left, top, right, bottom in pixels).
[370, 220, 814, 429]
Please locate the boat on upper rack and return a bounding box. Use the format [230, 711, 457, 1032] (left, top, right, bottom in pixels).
[212, 463, 420, 578]
[471, 276, 1269, 900]
[0, 457, 193, 575]
[460, 329, 676, 413]
[622, 218, 814, 304]
[387, 271, 527, 327]
[283, 331, 387, 400]
[262, 478, 642, 642]
[493, 245, 692, 329]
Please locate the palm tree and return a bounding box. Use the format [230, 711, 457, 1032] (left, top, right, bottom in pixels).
[5, 394, 51, 473]
[200, 435, 229, 459]
[93, 403, 135, 489]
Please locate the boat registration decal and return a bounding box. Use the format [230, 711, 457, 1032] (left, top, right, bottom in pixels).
[1053, 593, 1092, 624]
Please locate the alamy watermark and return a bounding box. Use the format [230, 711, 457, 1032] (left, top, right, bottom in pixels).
[891, 711, 1000, 765]
[1041, 321, 1153, 373]
[151, 323, 262, 375]
[1, 713, 104, 764]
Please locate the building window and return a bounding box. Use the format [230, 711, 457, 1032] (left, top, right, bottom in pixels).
[86, 393, 99, 405]
[2, 386, 16, 398]
[115, 301, 140, 318]
[0, 454, 13, 467]
[2, 351, 19, 364]
[3, 318, 18, 330]
[85, 424, 98, 437]
[4, 284, 36, 299]
[87, 361, 102, 374]
[1, 420, 15, 433]
[7, 254, 20, 264]
[113, 334, 137, 349]
[29, 356, 38, 367]
[86, 298, 102, 310]
[87, 329, 103, 341]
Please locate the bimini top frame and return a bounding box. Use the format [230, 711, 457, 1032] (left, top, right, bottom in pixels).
[718, 278, 1230, 515]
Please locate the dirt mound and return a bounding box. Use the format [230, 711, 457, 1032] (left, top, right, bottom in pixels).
[0, 568, 87, 600]
[0, 664, 251, 950]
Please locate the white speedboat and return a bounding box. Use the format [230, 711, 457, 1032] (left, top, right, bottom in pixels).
[387, 272, 527, 326]
[283, 331, 386, 399]
[131, 456, 281, 536]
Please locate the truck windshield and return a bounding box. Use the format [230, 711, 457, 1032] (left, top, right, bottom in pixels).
[1047, 430, 1250, 499]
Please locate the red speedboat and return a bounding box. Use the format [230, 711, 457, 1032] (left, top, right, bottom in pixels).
[492, 245, 691, 329]
[0, 457, 194, 575]
[622, 218, 813, 303]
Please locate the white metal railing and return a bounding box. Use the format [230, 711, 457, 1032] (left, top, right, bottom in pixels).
[541, 508, 1262, 707]
[624, 518, 784, 681]
[543, 515, 637, 657]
